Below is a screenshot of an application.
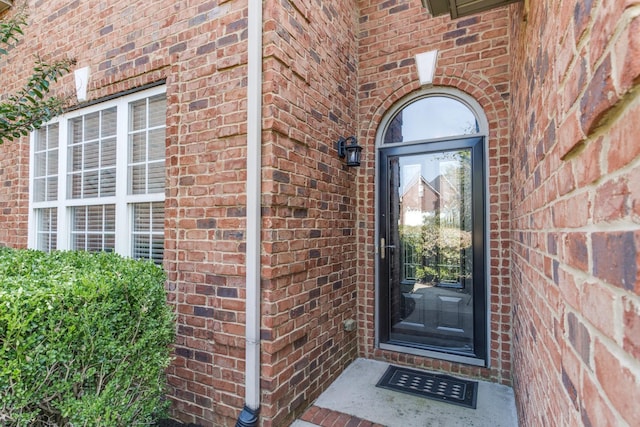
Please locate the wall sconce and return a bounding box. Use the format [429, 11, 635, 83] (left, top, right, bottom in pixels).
[336, 136, 362, 167]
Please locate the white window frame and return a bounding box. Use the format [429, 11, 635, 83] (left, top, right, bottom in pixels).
[28, 85, 166, 260]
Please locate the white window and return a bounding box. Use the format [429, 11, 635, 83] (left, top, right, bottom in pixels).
[29, 86, 166, 264]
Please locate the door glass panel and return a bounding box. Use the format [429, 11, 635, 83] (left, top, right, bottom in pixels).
[388, 149, 474, 352]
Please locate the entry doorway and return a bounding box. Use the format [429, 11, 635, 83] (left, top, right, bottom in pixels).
[376, 90, 488, 365]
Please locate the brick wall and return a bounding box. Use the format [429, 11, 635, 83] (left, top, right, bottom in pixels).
[356, 1, 513, 383]
[509, 0, 640, 425]
[163, 1, 251, 423]
[0, 1, 251, 425]
[0, 135, 28, 248]
[6, 0, 636, 426]
[0, 0, 363, 425]
[259, 0, 360, 424]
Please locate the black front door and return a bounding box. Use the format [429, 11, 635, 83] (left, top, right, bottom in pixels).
[378, 136, 486, 362]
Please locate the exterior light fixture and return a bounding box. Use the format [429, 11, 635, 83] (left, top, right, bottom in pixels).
[336, 136, 362, 167]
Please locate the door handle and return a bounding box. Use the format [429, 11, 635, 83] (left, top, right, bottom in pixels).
[380, 238, 395, 259]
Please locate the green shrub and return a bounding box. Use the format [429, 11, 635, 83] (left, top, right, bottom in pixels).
[0, 248, 175, 426]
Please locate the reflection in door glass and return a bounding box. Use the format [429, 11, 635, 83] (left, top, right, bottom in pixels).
[389, 149, 474, 352]
[384, 97, 479, 144]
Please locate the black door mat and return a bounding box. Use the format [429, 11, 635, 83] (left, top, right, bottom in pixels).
[376, 365, 478, 409]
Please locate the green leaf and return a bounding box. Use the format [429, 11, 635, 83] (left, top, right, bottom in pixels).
[0, 249, 174, 425]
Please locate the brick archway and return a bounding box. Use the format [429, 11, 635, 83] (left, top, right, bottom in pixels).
[365, 67, 508, 143]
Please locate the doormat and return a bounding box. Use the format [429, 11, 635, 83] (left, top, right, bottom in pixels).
[376, 365, 478, 409]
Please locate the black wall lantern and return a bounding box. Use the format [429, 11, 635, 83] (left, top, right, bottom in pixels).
[336, 136, 363, 167]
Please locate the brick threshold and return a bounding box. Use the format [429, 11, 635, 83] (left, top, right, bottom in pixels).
[300, 405, 386, 427]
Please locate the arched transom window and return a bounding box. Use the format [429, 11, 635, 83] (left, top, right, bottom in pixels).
[382, 91, 485, 145]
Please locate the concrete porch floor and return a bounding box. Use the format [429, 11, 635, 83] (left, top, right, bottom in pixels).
[292, 358, 519, 427]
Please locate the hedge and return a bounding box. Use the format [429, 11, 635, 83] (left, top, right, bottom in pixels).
[0, 248, 175, 426]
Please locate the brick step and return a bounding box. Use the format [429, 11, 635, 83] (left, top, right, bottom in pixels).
[300, 405, 386, 427]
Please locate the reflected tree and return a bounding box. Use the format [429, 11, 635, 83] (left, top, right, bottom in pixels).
[402, 149, 473, 285]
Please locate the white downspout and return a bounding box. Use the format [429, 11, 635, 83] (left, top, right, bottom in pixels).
[236, 0, 262, 425]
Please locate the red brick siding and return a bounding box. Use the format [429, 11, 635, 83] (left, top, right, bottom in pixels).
[0, 137, 29, 248]
[357, 1, 513, 384]
[260, 0, 360, 425]
[509, 0, 640, 425]
[0, 0, 362, 425]
[5, 1, 636, 426]
[0, 1, 251, 425]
